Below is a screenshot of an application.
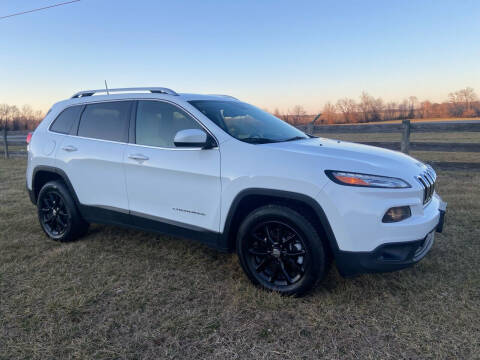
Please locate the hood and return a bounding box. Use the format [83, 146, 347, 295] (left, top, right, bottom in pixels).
[263, 137, 428, 180]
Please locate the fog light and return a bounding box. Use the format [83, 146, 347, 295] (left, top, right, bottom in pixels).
[382, 206, 411, 223]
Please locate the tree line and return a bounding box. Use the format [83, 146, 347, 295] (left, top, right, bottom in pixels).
[273, 87, 480, 125]
[1, 87, 479, 131]
[0, 104, 45, 131]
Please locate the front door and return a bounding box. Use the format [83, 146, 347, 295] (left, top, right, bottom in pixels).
[124, 100, 221, 234]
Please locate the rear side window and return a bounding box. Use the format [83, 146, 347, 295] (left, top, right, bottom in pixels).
[135, 101, 202, 148]
[50, 105, 83, 134]
[78, 101, 132, 142]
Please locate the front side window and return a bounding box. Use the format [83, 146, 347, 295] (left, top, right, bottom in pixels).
[77, 101, 132, 142]
[189, 100, 308, 144]
[135, 101, 201, 148]
[50, 105, 83, 134]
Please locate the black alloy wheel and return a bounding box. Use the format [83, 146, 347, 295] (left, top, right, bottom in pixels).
[37, 180, 89, 242]
[237, 205, 328, 296]
[39, 190, 70, 238]
[246, 220, 307, 286]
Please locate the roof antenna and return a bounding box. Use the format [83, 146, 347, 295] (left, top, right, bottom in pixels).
[104, 80, 110, 95]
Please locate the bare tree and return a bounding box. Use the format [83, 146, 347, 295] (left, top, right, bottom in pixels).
[358, 92, 371, 123]
[21, 104, 34, 119]
[384, 101, 397, 121]
[370, 97, 384, 122]
[273, 108, 281, 118]
[0, 105, 7, 126]
[408, 96, 418, 118]
[450, 87, 478, 115]
[336, 98, 357, 123]
[8, 105, 20, 130]
[0, 104, 16, 158]
[18, 105, 34, 130]
[359, 92, 384, 122]
[0, 104, 13, 130]
[448, 91, 465, 117]
[34, 109, 45, 123]
[290, 105, 306, 125]
[278, 110, 290, 123]
[321, 102, 337, 124]
[398, 99, 409, 119]
[419, 101, 432, 119]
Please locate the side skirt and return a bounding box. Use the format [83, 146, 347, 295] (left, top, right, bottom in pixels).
[78, 204, 222, 250]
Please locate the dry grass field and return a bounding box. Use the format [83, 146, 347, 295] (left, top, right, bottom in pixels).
[1, 158, 479, 359]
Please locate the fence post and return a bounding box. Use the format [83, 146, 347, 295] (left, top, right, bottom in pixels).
[2, 123, 8, 159]
[401, 119, 411, 154]
[306, 122, 313, 134]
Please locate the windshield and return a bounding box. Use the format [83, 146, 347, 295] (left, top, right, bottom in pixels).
[188, 100, 308, 144]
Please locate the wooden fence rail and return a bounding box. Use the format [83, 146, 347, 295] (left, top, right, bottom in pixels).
[297, 120, 480, 155]
[299, 121, 480, 134]
[1, 129, 29, 158]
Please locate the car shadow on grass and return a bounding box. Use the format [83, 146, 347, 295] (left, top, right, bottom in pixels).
[81, 223, 442, 304]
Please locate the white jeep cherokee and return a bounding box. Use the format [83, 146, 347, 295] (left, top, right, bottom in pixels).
[26, 87, 447, 295]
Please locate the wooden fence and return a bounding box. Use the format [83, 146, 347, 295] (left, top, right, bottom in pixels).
[1, 129, 29, 158]
[297, 120, 480, 154]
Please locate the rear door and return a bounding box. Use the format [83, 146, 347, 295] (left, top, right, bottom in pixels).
[124, 100, 221, 233]
[55, 100, 133, 213]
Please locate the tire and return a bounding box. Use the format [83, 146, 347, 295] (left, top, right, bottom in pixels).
[236, 204, 328, 296]
[37, 180, 89, 242]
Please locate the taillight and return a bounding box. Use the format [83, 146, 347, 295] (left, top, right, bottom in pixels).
[26, 132, 33, 144]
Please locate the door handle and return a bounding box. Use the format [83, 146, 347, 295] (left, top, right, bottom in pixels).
[61, 145, 77, 152]
[128, 154, 149, 161]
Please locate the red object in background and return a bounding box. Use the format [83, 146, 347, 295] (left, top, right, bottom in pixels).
[26, 132, 33, 144]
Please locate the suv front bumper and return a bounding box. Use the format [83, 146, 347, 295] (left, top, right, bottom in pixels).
[335, 200, 447, 277]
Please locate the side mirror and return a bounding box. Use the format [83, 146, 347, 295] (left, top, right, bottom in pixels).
[173, 129, 216, 149]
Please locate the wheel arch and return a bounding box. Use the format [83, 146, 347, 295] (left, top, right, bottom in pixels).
[31, 166, 80, 206]
[220, 189, 340, 257]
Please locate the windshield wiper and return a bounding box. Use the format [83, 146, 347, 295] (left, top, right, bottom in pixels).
[241, 137, 280, 144]
[282, 136, 308, 142]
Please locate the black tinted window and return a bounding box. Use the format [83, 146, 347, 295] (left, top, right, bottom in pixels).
[78, 101, 131, 142]
[136, 101, 201, 148]
[50, 106, 83, 134]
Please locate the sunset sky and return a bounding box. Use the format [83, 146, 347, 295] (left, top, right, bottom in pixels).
[1, 0, 479, 113]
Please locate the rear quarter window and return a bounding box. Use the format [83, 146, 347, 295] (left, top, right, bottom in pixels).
[50, 105, 83, 134]
[78, 101, 132, 142]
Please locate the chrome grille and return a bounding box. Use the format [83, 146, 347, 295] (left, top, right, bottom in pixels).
[416, 166, 437, 204]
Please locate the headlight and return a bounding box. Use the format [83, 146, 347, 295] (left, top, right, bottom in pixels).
[325, 170, 411, 188]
